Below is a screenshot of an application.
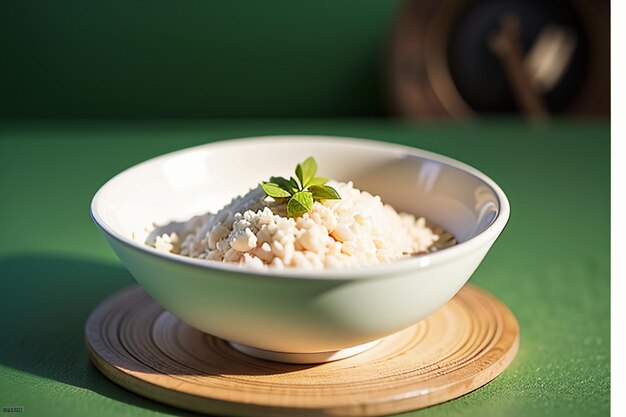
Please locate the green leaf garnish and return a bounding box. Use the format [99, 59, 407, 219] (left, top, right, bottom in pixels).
[269, 176, 298, 194]
[299, 157, 318, 187]
[289, 177, 300, 191]
[287, 191, 313, 218]
[295, 165, 304, 188]
[260, 182, 292, 198]
[307, 176, 328, 186]
[309, 184, 341, 200]
[259, 157, 341, 218]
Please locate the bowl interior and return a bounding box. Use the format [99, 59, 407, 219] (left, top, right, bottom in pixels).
[93, 137, 502, 248]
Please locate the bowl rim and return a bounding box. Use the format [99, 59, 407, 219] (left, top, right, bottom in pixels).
[90, 135, 510, 280]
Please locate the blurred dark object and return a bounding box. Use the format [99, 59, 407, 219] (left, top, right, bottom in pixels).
[387, 0, 610, 120]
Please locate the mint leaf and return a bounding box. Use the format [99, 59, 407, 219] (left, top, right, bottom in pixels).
[270, 176, 297, 194]
[260, 182, 292, 198]
[300, 157, 318, 187]
[260, 157, 340, 217]
[306, 176, 328, 187]
[289, 176, 301, 192]
[309, 185, 341, 200]
[295, 164, 304, 188]
[287, 191, 313, 218]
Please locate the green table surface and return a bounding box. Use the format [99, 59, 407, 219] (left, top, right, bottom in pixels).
[0, 120, 610, 417]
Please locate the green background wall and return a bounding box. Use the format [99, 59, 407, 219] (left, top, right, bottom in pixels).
[1, 1, 400, 118]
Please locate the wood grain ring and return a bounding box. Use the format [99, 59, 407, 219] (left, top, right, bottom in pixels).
[85, 284, 519, 416]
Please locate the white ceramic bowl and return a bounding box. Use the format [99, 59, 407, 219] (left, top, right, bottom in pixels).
[91, 136, 509, 363]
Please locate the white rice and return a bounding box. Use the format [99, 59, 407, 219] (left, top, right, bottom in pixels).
[149, 181, 439, 270]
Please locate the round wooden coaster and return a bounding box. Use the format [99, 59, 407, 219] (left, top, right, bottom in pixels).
[85, 284, 519, 417]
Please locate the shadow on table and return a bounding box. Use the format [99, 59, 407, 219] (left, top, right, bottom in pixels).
[0, 254, 206, 417]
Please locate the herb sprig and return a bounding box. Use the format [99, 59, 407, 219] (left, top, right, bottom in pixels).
[260, 157, 341, 218]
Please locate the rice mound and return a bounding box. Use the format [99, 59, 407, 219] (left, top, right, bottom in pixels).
[151, 181, 439, 270]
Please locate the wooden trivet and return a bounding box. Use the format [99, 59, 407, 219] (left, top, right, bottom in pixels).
[85, 284, 519, 416]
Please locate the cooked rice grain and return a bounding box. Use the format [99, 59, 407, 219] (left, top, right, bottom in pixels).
[150, 181, 438, 270]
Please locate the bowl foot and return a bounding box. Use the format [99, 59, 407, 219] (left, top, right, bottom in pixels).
[227, 339, 383, 364]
